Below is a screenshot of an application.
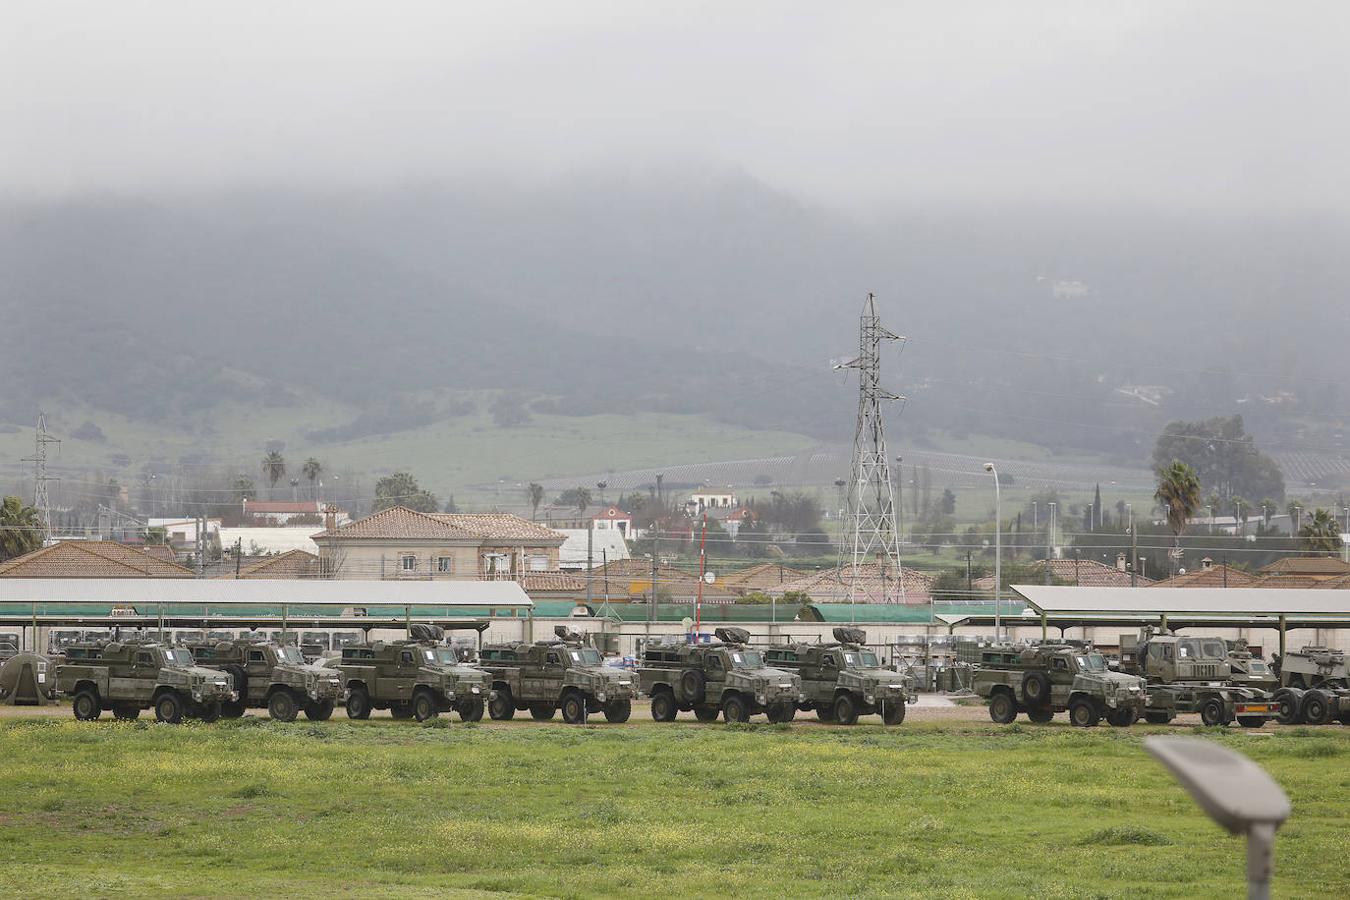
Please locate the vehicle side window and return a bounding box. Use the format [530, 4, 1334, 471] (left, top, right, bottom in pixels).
[546, 652, 560, 666]
[1052, 658, 1067, 671]
[248, 651, 265, 663]
[708, 656, 723, 671]
[136, 652, 153, 665]
[400, 651, 414, 665]
[822, 655, 837, 669]
[1148, 644, 1162, 660]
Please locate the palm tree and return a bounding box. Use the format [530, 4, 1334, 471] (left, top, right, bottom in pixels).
[573, 487, 592, 517]
[302, 458, 322, 499]
[0, 495, 43, 562]
[1297, 508, 1343, 554]
[261, 451, 287, 498]
[1155, 460, 1201, 557]
[525, 483, 545, 520]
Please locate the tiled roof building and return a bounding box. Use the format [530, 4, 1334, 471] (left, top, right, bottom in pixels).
[769, 563, 935, 604]
[0, 541, 194, 578]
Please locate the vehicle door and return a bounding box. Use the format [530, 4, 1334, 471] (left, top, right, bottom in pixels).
[706, 651, 729, 698]
[381, 649, 417, 702]
[526, 649, 563, 700]
[1048, 655, 1072, 706]
[813, 651, 839, 702]
[246, 647, 270, 703]
[125, 649, 159, 702]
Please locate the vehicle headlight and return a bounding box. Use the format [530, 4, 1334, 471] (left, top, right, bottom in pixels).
[864, 694, 875, 703]
[470, 685, 481, 694]
[618, 680, 632, 686]
[756, 693, 767, 705]
[597, 691, 607, 702]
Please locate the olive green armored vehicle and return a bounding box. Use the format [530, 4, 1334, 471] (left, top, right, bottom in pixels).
[56, 640, 236, 723]
[638, 627, 804, 723]
[480, 626, 634, 724]
[763, 627, 913, 725]
[970, 642, 1146, 727]
[1119, 628, 1276, 727]
[335, 625, 488, 722]
[189, 640, 345, 721]
[1270, 646, 1350, 725]
[1224, 639, 1279, 692]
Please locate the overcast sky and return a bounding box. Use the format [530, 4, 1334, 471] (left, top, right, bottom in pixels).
[4, 2, 1348, 213]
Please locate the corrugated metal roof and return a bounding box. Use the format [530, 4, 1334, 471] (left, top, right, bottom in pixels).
[0, 578, 532, 608]
[1012, 584, 1350, 616]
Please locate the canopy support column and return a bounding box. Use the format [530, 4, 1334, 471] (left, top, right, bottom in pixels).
[1278, 614, 1286, 658]
[1041, 611, 1047, 642]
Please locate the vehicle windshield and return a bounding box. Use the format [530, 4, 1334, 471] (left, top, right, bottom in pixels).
[276, 646, 305, 664]
[568, 648, 602, 666]
[1200, 640, 1227, 659]
[730, 650, 764, 669]
[1247, 661, 1268, 673]
[162, 648, 195, 666]
[433, 648, 461, 665]
[1177, 639, 1221, 660]
[1076, 653, 1107, 672]
[842, 651, 880, 668]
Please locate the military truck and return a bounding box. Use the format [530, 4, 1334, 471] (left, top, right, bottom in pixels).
[638, 626, 804, 723]
[56, 640, 236, 723]
[1119, 628, 1276, 727]
[480, 626, 635, 724]
[335, 625, 488, 722]
[1270, 646, 1350, 725]
[970, 643, 1147, 727]
[189, 640, 345, 721]
[763, 627, 914, 725]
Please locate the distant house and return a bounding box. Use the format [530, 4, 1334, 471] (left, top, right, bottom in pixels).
[1153, 557, 1258, 588]
[242, 500, 349, 526]
[588, 559, 739, 605]
[720, 562, 806, 596]
[973, 557, 1152, 590]
[225, 549, 322, 580]
[312, 506, 566, 580]
[146, 517, 221, 550]
[1256, 556, 1350, 580]
[685, 489, 737, 514]
[0, 541, 193, 578]
[769, 563, 935, 604]
[590, 507, 633, 538]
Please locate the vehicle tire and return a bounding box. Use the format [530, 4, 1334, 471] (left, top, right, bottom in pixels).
[1106, 707, 1137, 727]
[345, 686, 372, 720]
[881, 700, 906, 726]
[529, 703, 556, 721]
[722, 693, 750, 724]
[1068, 698, 1100, 727]
[693, 706, 720, 723]
[1144, 711, 1174, 725]
[112, 704, 140, 721]
[198, 702, 222, 723]
[766, 702, 795, 724]
[651, 690, 678, 722]
[488, 689, 516, 721]
[304, 700, 335, 721]
[220, 700, 246, 719]
[1199, 698, 1230, 727]
[1027, 707, 1054, 724]
[604, 698, 632, 724]
[561, 692, 587, 725]
[678, 669, 706, 705]
[1236, 716, 1266, 729]
[389, 704, 414, 721]
[154, 692, 185, 724]
[412, 689, 438, 722]
[1021, 671, 1051, 707]
[72, 689, 101, 721]
[833, 693, 860, 726]
[1301, 689, 1332, 725]
[267, 689, 299, 722]
[816, 704, 836, 723]
[1274, 688, 1304, 726]
[458, 698, 485, 722]
[988, 691, 1017, 724]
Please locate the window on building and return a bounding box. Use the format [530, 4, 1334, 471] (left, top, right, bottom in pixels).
[528, 555, 548, 571]
[401, 555, 417, 572]
[437, 556, 453, 574]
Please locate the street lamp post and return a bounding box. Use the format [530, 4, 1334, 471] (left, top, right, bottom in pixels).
[984, 463, 1001, 641]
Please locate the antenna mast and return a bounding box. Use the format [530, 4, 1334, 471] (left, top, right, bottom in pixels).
[22, 412, 60, 546]
[835, 294, 906, 602]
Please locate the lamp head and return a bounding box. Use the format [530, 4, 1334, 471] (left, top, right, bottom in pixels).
[983, 463, 995, 473]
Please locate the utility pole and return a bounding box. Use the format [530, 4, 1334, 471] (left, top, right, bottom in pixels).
[22, 413, 60, 546]
[585, 520, 594, 607]
[834, 293, 906, 603]
[196, 516, 205, 577]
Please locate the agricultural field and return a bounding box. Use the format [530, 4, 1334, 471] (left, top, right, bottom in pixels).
[0, 716, 1346, 898]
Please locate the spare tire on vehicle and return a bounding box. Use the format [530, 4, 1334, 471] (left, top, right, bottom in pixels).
[678, 669, 706, 704]
[1021, 670, 1051, 707]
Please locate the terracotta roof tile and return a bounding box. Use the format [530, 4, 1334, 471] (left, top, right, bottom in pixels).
[769, 563, 935, 604]
[315, 506, 565, 544]
[1258, 556, 1350, 577]
[430, 513, 566, 544]
[0, 541, 194, 578]
[520, 571, 589, 592]
[1153, 565, 1258, 588]
[229, 549, 322, 579]
[720, 562, 807, 594]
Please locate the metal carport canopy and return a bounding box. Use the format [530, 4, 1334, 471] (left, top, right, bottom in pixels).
[0, 578, 533, 609]
[1011, 585, 1350, 618]
[936, 611, 1350, 634]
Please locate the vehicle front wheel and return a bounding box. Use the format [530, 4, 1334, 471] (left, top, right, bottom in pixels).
[1068, 698, 1100, 727]
[881, 700, 906, 726]
[304, 700, 335, 721]
[1199, 698, 1230, 727]
[833, 693, 860, 726]
[112, 704, 140, 721]
[561, 692, 587, 725]
[154, 692, 185, 724]
[815, 704, 836, 723]
[72, 689, 102, 721]
[1274, 689, 1304, 726]
[1027, 707, 1054, 724]
[1106, 707, 1137, 727]
[988, 691, 1017, 724]
[389, 704, 414, 721]
[1144, 711, 1174, 725]
[267, 689, 299, 722]
[1236, 715, 1267, 729]
[693, 706, 719, 723]
[458, 698, 485, 722]
[220, 700, 246, 719]
[345, 687, 372, 720]
[650, 691, 678, 722]
[603, 698, 632, 724]
[722, 693, 750, 724]
[1302, 690, 1332, 725]
[766, 702, 795, 724]
[412, 690, 438, 722]
[197, 702, 222, 723]
[488, 690, 516, 721]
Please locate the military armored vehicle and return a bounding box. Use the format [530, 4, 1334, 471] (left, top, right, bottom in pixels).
[638, 627, 804, 723]
[480, 626, 635, 724]
[1224, 639, 1279, 692]
[56, 640, 236, 723]
[336, 625, 488, 722]
[1270, 646, 1350, 725]
[1119, 628, 1275, 727]
[763, 627, 913, 725]
[0, 652, 58, 705]
[970, 642, 1147, 726]
[189, 640, 345, 721]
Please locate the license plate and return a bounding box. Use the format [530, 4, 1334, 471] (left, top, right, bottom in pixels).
[1238, 704, 1271, 714]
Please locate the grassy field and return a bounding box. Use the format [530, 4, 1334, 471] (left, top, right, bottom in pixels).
[0, 718, 1346, 898]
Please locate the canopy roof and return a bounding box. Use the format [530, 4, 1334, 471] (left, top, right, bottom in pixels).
[937, 610, 1350, 633]
[0, 578, 532, 609]
[1012, 585, 1350, 618]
